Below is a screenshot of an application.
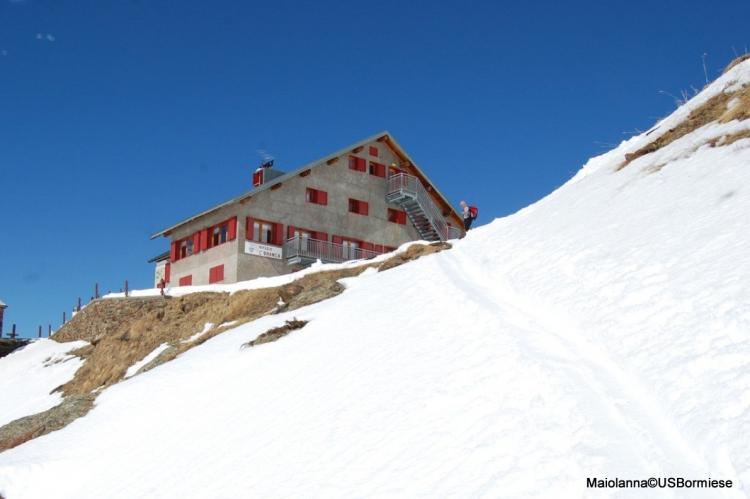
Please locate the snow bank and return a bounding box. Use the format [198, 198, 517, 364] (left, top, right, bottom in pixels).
[123, 343, 171, 379]
[0, 339, 87, 427]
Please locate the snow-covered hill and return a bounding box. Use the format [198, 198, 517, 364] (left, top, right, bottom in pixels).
[1, 60, 749, 498]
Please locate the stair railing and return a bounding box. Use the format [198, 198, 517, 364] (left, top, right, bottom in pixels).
[386, 173, 450, 241]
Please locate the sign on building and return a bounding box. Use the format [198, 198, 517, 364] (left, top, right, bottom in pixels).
[245, 241, 283, 260]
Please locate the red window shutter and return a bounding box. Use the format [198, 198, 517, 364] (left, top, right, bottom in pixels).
[319, 190, 328, 205]
[314, 231, 328, 241]
[332, 235, 343, 245]
[170, 242, 178, 262]
[360, 242, 373, 251]
[358, 158, 366, 171]
[227, 217, 237, 241]
[246, 217, 254, 240]
[192, 232, 201, 252]
[361, 201, 369, 216]
[179, 275, 192, 286]
[164, 262, 171, 283]
[369, 146, 378, 157]
[209, 264, 224, 284]
[399, 211, 407, 224]
[287, 225, 295, 239]
[199, 229, 208, 251]
[273, 223, 284, 245]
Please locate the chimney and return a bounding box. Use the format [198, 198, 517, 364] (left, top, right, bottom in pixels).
[252, 159, 285, 188]
[0, 300, 6, 338]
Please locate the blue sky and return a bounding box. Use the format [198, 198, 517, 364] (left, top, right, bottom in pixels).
[1, 0, 748, 337]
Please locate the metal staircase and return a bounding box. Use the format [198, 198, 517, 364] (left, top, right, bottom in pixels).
[386, 173, 460, 241]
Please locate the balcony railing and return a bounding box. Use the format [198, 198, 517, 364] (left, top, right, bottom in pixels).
[283, 236, 384, 265]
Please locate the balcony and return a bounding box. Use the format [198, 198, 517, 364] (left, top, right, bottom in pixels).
[283, 235, 384, 266]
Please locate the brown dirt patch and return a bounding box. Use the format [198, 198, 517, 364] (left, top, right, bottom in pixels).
[242, 319, 308, 348]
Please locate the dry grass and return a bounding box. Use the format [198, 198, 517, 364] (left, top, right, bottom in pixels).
[707, 129, 750, 148]
[242, 319, 308, 348]
[0, 241, 451, 452]
[618, 75, 750, 170]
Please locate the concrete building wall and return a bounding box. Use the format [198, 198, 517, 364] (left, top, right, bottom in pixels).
[162, 138, 455, 286]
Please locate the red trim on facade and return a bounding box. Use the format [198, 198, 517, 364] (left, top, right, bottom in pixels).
[273, 223, 284, 245]
[228, 217, 237, 241]
[170, 242, 178, 263]
[164, 262, 171, 283]
[178, 275, 192, 286]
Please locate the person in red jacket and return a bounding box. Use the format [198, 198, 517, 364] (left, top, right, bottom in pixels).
[459, 200, 478, 230]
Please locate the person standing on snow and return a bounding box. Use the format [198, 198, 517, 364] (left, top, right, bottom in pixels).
[459, 200, 478, 231]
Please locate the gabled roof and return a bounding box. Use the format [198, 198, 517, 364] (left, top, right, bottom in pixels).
[147, 251, 171, 263]
[150, 131, 461, 239]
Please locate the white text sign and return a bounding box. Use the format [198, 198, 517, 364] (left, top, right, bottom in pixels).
[245, 241, 283, 260]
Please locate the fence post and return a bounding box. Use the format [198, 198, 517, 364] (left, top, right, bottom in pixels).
[38, 325, 42, 338]
[48, 324, 52, 337]
[63, 311, 66, 324]
[10, 324, 16, 340]
[125, 280, 129, 297]
[77, 297, 82, 312]
[95, 282, 99, 299]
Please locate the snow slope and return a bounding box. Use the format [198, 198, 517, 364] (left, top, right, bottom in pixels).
[0, 340, 87, 427]
[1, 61, 750, 498]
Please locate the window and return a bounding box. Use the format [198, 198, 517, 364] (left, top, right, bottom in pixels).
[205, 217, 237, 250]
[306, 188, 328, 205]
[388, 208, 407, 225]
[369, 162, 386, 178]
[348, 198, 369, 216]
[208, 265, 224, 284]
[348, 156, 366, 172]
[210, 223, 228, 247]
[247, 217, 283, 246]
[369, 146, 378, 157]
[178, 275, 192, 286]
[172, 233, 199, 262]
[179, 238, 193, 259]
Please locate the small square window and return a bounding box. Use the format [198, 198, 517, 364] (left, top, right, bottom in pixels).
[388, 208, 407, 225]
[348, 156, 366, 172]
[369, 146, 378, 157]
[348, 198, 369, 216]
